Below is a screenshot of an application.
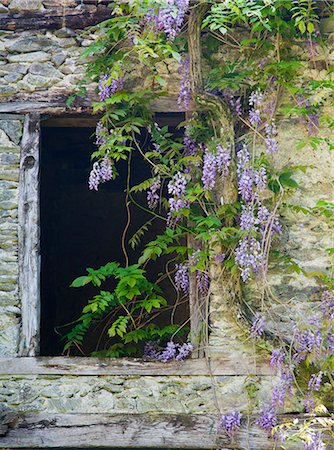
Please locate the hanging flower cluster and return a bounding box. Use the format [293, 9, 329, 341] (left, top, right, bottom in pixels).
[257, 292, 333, 444]
[234, 140, 281, 281]
[146, 0, 189, 41]
[201, 144, 231, 191]
[219, 412, 242, 438]
[144, 340, 194, 362]
[88, 156, 114, 191]
[147, 176, 161, 209]
[98, 73, 124, 102]
[178, 56, 191, 110]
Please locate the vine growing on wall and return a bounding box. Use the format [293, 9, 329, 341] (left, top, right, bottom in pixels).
[65, 1, 333, 448]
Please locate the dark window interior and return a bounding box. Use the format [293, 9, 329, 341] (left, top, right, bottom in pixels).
[40, 114, 189, 356]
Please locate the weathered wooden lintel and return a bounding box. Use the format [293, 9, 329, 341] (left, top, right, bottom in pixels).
[0, 94, 185, 115]
[0, 356, 271, 376]
[0, 412, 305, 449]
[0, 5, 112, 31]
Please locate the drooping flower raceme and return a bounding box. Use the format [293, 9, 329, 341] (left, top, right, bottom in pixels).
[235, 235, 262, 282]
[144, 341, 194, 362]
[98, 73, 124, 102]
[88, 155, 114, 191]
[95, 121, 108, 147]
[178, 56, 191, 110]
[265, 120, 279, 154]
[175, 263, 189, 294]
[256, 408, 277, 434]
[202, 147, 217, 191]
[167, 172, 189, 224]
[303, 432, 326, 450]
[251, 313, 266, 336]
[147, 0, 189, 41]
[183, 127, 197, 156]
[147, 177, 161, 209]
[219, 412, 242, 438]
[249, 90, 263, 127]
[216, 143, 231, 176]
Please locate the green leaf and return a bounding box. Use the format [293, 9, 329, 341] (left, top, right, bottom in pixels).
[70, 276, 91, 288]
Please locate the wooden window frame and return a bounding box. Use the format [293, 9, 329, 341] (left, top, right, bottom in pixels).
[17, 111, 208, 358]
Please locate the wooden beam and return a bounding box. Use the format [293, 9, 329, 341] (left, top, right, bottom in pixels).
[0, 93, 185, 114]
[0, 6, 112, 31]
[0, 356, 271, 376]
[0, 412, 306, 449]
[18, 114, 41, 356]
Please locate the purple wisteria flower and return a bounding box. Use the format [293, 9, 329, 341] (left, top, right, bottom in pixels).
[144, 341, 161, 359]
[98, 73, 124, 102]
[214, 253, 225, 263]
[88, 156, 113, 191]
[202, 147, 217, 191]
[178, 56, 191, 110]
[95, 120, 108, 146]
[249, 90, 263, 127]
[147, 177, 161, 209]
[305, 371, 323, 412]
[160, 340, 178, 362]
[216, 144, 231, 176]
[321, 291, 334, 318]
[270, 348, 285, 370]
[293, 326, 322, 363]
[306, 31, 320, 59]
[167, 172, 189, 223]
[257, 204, 282, 236]
[251, 313, 266, 336]
[168, 172, 187, 197]
[256, 408, 277, 434]
[265, 120, 279, 154]
[236, 145, 254, 203]
[175, 263, 189, 294]
[249, 91, 263, 107]
[271, 368, 293, 408]
[147, 0, 189, 41]
[240, 205, 257, 231]
[144, 341, 194, 362]
[196, 271, 210, 296]
[254, 166, 267, 191]
[175, 342, 194, 361]
[219, 412, 242, 438]
[183, 127, 197, 156]
[303, 432, 326, 450]
[235, 235, 262, 282]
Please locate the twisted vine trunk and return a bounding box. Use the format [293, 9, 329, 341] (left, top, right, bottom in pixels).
[187, 3, 248, 359]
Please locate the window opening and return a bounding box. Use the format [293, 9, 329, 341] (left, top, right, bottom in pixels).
[40, 114, 189, 356]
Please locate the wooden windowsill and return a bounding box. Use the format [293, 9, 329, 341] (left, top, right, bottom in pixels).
[0, 355, 271, 376]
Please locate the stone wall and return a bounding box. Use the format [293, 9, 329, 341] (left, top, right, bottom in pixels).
[0, 2, 333, 448]
[0, 115, 22, 357]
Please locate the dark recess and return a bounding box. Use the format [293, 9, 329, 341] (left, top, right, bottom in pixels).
[40, 114, 188, 356]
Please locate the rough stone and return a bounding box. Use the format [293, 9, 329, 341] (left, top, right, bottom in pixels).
[8, 0, 43, 12]
[0, 313, 19, 357]
[7, 36, 54, 53]
[54, 28, 76, 38]
[7, 51, 51, 63]
[3, 72, 23, 83]
[0, 85, 16, 96]
[0, 120, 22, 145]
[0, 130, 16, 148]
[51, 52, 66, 67]
[0, 63, 29, 75]
[29, 62, 61, 78]
[21, 73, 57, 89]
